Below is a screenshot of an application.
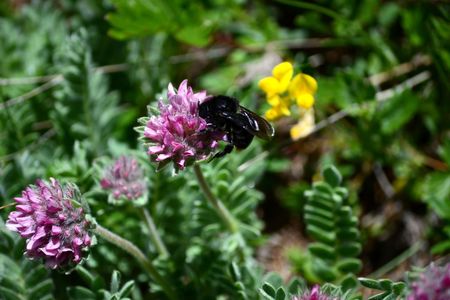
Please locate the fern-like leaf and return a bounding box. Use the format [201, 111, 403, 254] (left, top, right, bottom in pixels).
[359, 278, 406, 300]
[303, 165, 362, 289]
[0, 218, 55, 300]
[52, 28, 121, 156]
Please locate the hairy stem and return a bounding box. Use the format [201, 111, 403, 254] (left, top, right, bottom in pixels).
[139, 207, 169, 257]
[93, 224, 176, 300]
[193, 164, 238, 233]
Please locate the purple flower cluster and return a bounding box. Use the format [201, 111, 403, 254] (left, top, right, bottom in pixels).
[100, 156, 146, 201]
[407, 263, 450, 300]
[141, 80, 223, 171]
[6, 178, 92, 269]
[292, 285, 339, 300]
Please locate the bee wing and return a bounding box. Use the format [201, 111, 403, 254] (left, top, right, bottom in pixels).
[241, 107, 275, 139]
[220, 106, 274, 140]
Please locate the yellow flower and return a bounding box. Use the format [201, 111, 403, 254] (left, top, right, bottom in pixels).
[259, 77, 280, 98]
[295, 93, 315, 109]
[272, 62, 293, 93]
[265, 108, 280, 121]
[289, 73, 317, 109]
[258, 61, 318, 135]
[290, 108, 315, 140]
[258, 62, 293, 97]
[265, 102, 291, 121]
[267, 94, 281, 106]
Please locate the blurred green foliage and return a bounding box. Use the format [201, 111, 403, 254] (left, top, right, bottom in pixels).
[292, 166, 362, 290]
[1, 0, 450, 299]
[0, 218, 54, 300]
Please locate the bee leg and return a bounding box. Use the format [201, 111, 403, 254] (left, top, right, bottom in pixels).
[198, 124, 216, 134]
[209, 144, 234, 161]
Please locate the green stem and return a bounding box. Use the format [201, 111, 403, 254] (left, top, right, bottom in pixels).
[275, 0, 342, 20]
[139, 207, 169, 257]
[93, 224, 176, 300]
[369, 241, 422, 278]
[193, 164, 238, 233]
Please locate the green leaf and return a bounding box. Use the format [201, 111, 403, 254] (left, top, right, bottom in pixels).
[359, 278, 382, 290]
[75, 266, 96, 287]
[305, 214, 335, 231]
[306, 225, 335, 245]
[303, 165, 362, 283]
[0, 286, 21, 300]
[287, 278, 302, 295]
[312, 261, 337, 282]
[309, 243, 337, 260]
[304, 205, 335, 220]
[391, 282, 406, 295]
[336, 228, 360, 241]
[229, 262, 242, 282]
[304, 197, 335, 211]
[29, 279, 53, 299]
[383, 294, 398, 300]
[438, 140, 450, 166]
[431, 240, 450, 254]
[336, 258, 363, 273]
[67, 286, 97, 300]
[377, 90, 420, 135]
[368, 291, 390, 300]
[340, 274, 358, 291]
[0, 276, 24, 293]
[110, 270, 121, 293]
[313, 182, 334, 195]
[175, 26, 212, 47]
[0, 250, 54, 300]
[337, 242, 362, 257]
[378, 279, 393, 290]
[336, 216, 359, 228]
[323, 165, 342, 187]
[261, 282, 276, 298]
[423, 172, 450, 219]
[359, 277, 405, 300]
[118, 281, 135, 298]
[275, 287, 286, 300]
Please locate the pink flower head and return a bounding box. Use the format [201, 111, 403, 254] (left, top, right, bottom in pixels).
[407, 263, 450, 300]
[100, 156, 146, 201]
[292, 285, 339, 300]
[6, 178, 92, 269]
[138, 79, 224, 171]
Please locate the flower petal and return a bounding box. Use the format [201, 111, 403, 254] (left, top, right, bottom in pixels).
[258, 77, 280, 97]
[267, 95, 281, 106]
[290, 109, 315, 140]
[272, 62, 293, 81]
[289, 73, 317, 97]
[295, 93, 315, 109]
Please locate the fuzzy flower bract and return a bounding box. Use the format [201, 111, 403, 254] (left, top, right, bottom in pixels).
[137, 79, 223, 171]
[407, 263, 450, 300]
[6, 178, 92, 269]
[100, 156, 147, 203]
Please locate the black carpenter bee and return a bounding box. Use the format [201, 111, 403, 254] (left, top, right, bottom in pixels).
[199, 95, 274, 159]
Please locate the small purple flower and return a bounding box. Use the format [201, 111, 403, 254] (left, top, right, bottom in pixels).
[100, 156, 146, 201]
[138, 79, 223, 171]
[6, 178, 92, 269]
[292, 285, 339, 300]
[407, 263, 450, 300]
